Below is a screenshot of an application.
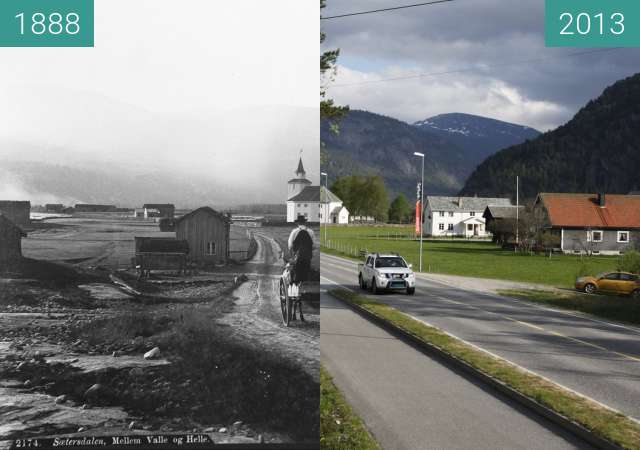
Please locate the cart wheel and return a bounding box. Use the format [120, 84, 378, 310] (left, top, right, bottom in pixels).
[285, 296, 293, 326]
[279, 280, 288, 325]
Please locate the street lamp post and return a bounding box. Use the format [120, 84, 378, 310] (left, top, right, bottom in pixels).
[414, 152, 425, 272]
[321, 172, 328, 245]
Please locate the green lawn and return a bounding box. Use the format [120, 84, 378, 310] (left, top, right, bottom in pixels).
[322, 226, 618, 288]
[320, 366, 380, 450]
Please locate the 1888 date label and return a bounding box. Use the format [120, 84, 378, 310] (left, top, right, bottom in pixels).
[0, 0, 94, 47]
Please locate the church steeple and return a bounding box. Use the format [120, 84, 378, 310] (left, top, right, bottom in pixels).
[296, 157, 306, 178]
[287, 153, 312, 200]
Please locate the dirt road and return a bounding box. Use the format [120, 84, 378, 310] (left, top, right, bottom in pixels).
[221, 232, 319, 381]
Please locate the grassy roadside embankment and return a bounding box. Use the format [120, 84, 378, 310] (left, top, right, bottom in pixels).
[322, 225, 617, 287]
[320, 366, 380, 450]
[499, 289, 640, 326]
[330, 288, 640, 450]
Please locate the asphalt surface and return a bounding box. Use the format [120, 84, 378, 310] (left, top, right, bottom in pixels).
[321, 288, 593, 450]
[321, 253, 640, 421]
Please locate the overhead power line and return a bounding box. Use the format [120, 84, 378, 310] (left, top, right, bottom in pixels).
[321, 0, 454, 20]
[328, 48, 622, 88]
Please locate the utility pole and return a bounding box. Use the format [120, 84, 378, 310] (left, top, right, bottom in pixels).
[414, 152, 425, 272]
[321, 172, 328, 245]
[516, 175, 519, 249]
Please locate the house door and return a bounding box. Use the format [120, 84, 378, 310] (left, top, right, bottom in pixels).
[473, 224, 479, 236]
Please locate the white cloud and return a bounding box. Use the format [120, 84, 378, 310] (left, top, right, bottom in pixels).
[327, 65, 570, 131]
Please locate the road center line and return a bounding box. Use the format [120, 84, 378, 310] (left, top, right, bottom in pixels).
[435, 295, 640, 363]
[320, 272, 640, 423]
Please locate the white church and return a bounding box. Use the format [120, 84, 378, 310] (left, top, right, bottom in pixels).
[287, 157, 320, 223]
[286, 156, 349, 224]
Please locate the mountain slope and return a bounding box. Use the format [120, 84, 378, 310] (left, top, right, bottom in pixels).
[414, 113, 540, 164]
[321, 110, 468, 198]
[460, 73, 640, 199]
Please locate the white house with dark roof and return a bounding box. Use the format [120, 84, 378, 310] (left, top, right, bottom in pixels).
[424, 196, 512, 237]
[320, 186, 349, 224]
[287, 157, 320, 223]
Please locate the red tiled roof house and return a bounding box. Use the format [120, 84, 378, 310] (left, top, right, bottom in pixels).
[534, 193, 640, 255]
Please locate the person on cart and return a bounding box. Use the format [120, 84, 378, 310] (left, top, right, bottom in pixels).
[285, 215, 315, 320]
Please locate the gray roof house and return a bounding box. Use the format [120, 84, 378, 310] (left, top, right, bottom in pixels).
[424, 196, 512, 237]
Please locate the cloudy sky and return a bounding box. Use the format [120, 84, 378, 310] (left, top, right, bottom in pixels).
[0, 0, 318, 205]
[322, 0, 640, 131]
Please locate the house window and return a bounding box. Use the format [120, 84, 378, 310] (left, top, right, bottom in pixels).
[304, 204, 308, 207]
[206, 242, 216, 255]
[470, 211, 476, 217]
[448, 224, 453, 231]
[467, 224, 473, 231]
[448, 211, 454, 217]
[439, 211, 445, 217]
[589, 230, 603, 242]
[618, 231, 630, 243]
[438, 223, 445, 231]
[297, 204, 301, 207]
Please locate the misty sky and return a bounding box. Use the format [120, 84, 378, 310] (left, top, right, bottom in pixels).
[0, 0, 318, 205]
[322, 0, 640, 131]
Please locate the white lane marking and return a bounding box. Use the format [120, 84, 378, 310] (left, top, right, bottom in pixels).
[322, 252, 640, 336]
[321, 271, 640, 424]
[320, 275, 354, 292]
[323, 254, 640, 361]
[433, 295, 640, 363]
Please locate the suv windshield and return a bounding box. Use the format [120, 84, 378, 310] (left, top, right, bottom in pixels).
[375, 257, 407, 268]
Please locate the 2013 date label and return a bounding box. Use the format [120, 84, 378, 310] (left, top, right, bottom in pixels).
[546, 0, 640, 47]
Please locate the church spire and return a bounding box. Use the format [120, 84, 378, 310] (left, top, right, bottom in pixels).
[296, 157, 306, 177]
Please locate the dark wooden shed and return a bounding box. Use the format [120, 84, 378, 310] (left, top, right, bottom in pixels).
[176, 207, 230, 265]
[0, 201, 31, 227]
[75, 204, 117, 213]
[0, 215, 27, 263]
[134, 237, 189, 277]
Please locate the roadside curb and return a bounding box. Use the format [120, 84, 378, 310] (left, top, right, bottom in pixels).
[328, 290, 624, 450]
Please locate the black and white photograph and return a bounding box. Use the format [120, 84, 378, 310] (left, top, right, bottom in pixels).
[0, 1, 319, 447]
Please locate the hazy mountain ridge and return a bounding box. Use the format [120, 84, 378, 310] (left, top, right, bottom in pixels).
[0, 86, 319, 206]
[413, 113, 540, 165]
[321, 110, 539, 199]
[460, 73, 640, 199]
[321, 110, 468, 199]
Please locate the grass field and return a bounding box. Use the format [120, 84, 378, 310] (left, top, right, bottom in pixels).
[322, 226, 619, 288]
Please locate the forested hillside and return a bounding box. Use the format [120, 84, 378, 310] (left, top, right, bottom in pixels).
[461, 73, 640, 199]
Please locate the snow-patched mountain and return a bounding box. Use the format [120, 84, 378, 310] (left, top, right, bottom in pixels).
[413, 113, 540, 164]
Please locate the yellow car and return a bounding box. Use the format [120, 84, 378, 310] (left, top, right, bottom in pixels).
[575, 272, 640, 298]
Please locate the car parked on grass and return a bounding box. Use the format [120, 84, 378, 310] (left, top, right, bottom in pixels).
[358, 253, 416, 295]
[575, 271, 640, 298]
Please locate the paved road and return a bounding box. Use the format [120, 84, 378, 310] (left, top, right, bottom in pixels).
[322, 253, 640, 421]
[321, 288, 593, 450]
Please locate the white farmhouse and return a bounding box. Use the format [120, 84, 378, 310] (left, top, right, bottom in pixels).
[424, 196, 512, 237]
[320, 186, 349, 224]
[287, 157, 320, 223]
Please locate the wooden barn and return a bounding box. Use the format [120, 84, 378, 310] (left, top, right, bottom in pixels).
[176, 207, 230, 264]
[0, 201, 31, 227]
[45, 204, 65, 213]
[75, 204, 117, 213]
[0, 215, 27, 263]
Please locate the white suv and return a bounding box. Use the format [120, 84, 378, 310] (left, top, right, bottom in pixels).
[358, 253, 416, 295]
